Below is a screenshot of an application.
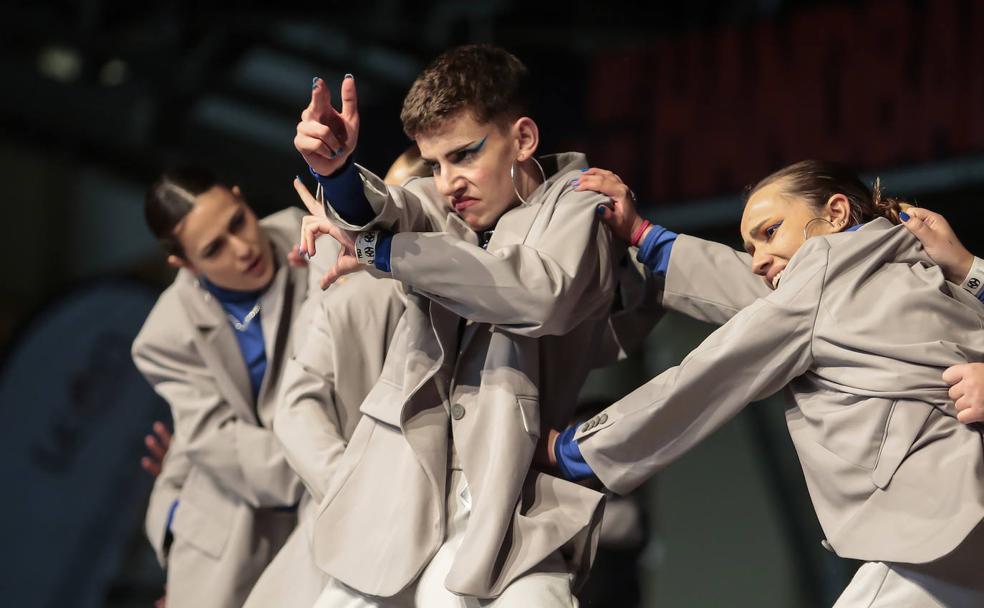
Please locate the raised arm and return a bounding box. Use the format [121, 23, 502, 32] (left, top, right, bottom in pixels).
[133, 326, 303, 508]
[390, 185, 617, 337]
[295, 76, 440, 236]
[576, 168, 768, 326]
[901, 208, 984, 303]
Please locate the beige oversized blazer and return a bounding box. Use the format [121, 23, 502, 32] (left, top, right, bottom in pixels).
[272, 272, 405, 503]
[578, 218, 984, 567]
[134, 208, 329, 608]
[312, 152, 618, 599]
[241, 270, 405, 608]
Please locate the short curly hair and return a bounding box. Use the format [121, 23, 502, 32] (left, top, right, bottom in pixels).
[400, 44, 531, 139]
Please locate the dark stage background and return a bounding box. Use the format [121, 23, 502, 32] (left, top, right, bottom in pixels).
[1, 1, 982, 606]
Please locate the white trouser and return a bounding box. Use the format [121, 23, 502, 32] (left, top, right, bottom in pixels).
[313, 463, 577, 608]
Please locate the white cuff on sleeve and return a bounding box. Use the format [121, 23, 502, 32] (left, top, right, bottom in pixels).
[960, 256, 984, 298]
[354, 231, 379, 267]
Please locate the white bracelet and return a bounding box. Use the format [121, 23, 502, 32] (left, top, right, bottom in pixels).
[960, 256, 984, 298]
[354, 231, 379, 267]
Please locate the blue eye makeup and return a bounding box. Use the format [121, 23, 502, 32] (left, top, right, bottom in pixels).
[451, 135, 488, 163]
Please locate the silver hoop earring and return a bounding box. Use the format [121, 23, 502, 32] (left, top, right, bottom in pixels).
[803, 217, 836, 240]
[511, 157, 547, 206]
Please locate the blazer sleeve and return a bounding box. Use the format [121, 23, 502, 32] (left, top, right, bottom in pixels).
[321, 165, 443, 234]
[388, 188, 617, 338]
[144, 444, 187, 566]
[132, 330, 303, 508]
[576, 239, 830, 495]
[661, 234, 771, 325]
[273, 295, 347, 503]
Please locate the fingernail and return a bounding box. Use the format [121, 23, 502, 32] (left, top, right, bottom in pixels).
[344, 73, 353, 79]
[899, 211, 910, 221]
[570, 178, 579, 186]
[312, 76, 320, 89]
[580, 168, 588, 172]
[336, 146, 345, 155]
[295, 174, 301, 182]
[596, 205, 607, 216]
[328, 151, 337, 159]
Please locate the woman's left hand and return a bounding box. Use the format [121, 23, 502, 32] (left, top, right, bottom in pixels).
[574, 168, 645, 244]
[293, 176, 361, 289]
[944, 363, 984, 424]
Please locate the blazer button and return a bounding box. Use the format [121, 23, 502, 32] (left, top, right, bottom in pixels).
[580, 422, 592, 433]
[598, 413, 608, 424]
[451, 404, 466, 420]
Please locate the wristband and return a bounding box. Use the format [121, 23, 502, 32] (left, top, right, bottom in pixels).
[960, 256, 984, 298]
[354, 231, 379, 267]
[630, 220, 652, 248]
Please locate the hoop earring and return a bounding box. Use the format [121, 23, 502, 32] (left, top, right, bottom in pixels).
[803, 217, 836, 240]
[511, 157, 547, 206]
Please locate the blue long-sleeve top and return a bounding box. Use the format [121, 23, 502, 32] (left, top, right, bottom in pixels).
[311, 159, 393, 271]
[201, 278, 266, 399]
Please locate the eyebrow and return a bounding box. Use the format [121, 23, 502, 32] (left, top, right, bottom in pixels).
[200, 236, 222, 257]
[420, 135, 487, 163]
[744, 219, 767, 254]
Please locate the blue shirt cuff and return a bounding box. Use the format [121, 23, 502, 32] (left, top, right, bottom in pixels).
[977, 290, 984, 305]
[555, 425, 595, 481]
[374, 231, 393, 273]
[309, 157, 376, 226]
[166, 499, 179, 531]
[636, 224, 678, 276]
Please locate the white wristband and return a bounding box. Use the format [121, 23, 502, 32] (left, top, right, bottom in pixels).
[354, 231, 379, 267]
[960, 256, 984, 298]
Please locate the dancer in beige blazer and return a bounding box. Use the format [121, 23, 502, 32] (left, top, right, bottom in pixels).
[241, 160, 414, 608]
[293, 45, 621, 606]
[134, 166, 333, 608]
[551, 161, 984, 606]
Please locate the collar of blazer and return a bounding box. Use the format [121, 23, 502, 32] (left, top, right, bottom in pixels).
[783, 217, 924, 282]
[171, 214, 309, 421]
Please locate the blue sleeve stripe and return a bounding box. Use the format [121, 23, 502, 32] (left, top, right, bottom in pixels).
[374, 231, 393, 272]
[555, 425, 595, 481]
[636, 224, 678, 276]
[309, 157, 375, 226]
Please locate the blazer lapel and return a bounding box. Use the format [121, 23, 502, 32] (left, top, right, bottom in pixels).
[174, 271, 257, 424]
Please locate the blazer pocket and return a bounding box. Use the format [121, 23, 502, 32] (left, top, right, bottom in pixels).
[871, 400, 934, 490]
[359, 378, 404, 428]
[172, 468, 233, 559]
[516, 396, 541, 438]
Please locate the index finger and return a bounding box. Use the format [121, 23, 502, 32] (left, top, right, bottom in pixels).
[340, 74, 358, 121]
[293, 177, 324, 216]
[309, 77, 336, 120]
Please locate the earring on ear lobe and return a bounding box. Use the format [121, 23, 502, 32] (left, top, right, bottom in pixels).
[803, 217, 836, 240]
[511, 157, 547, 206]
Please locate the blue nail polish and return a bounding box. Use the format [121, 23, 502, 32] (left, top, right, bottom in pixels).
[580, 168, 588, 172]
[570, 178, 579, 186]
[328, 151, 337, 160]
[336, 146, 345, 155]
[596, 205, 606, 216]
[344, 73, 353, 79]
[899, 211, 910, 221]
[312, 77, 320, 89]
